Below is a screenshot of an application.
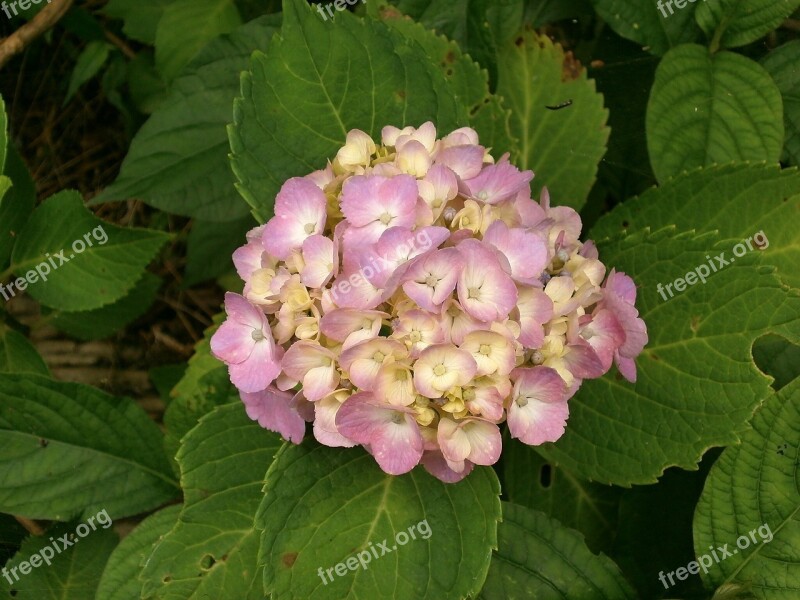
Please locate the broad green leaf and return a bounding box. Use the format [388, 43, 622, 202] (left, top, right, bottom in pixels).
[0, 145, 33, 269]
[762, 40, 800, 167]
[257, 441, 501, 600]
[0, 325, 49, 375]
[104, 0, 171, 44]
[46, 272, 161, 340]
[591, 0, 703, 56]
[386, 0, 504, 85]
[230, 0, 466, 222]
[696, 0, 800, 50]
[0, 522, 118, 599]
[752, 334, 800, 391]
[502, 436, 621, 553]
[185, 216, 255, 286]
[485, 0, 524, 45]
[590, 163, 800, 290]
[693, 378, 800, 595]
[536, 226, 800, 485]
[0, 374, 178, 520]
[93, 16, 280, 222]
[140, 402, 283, 600]
[163, 316, 236, 466]
[127, 51, 167, 114]
[154, 0, 242, 82]
[65, 41, 113, 103]
[647, 45, 783, 183]
[525, 0, 593, 26]
[495, 30, 609, 210]
[8, 190, 169, 312]
[95, 505, 182, 600]
[477, 503, 635, 599]
[378, 7, 515, 156]
[611, 458, 718, 598]
[149, 363, 187, 405]
[592, 39, 659, 201]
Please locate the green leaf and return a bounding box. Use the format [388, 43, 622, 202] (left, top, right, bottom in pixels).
[485, 0, 524, 45]
[0, 374, 178, 520]
[387, 0, 503, 85]
[647, 44, 784, 183]
[8, 190, 169, 311]
[762, 40, 800, 167]
[0, 325, 49, 375]
[495, 30, 609, 210]
[693, 378, 800, 594]
[92, 17, 280, 221]
[149, 363, 187, 405]
[591, 0, 703, 56]
[257, 441, 501, 600]
[65, 41, 113, 103]
[592, 39, 658, 201]
[536, 226, 800, 485]
[140, 402, 283, 600]
[526, 0, 593, 26]
[590, 163, 800, 290]
[95, 505, 182, 600]
[696, 0, 800, 50]
[0, 522, 118, 599]
[46, 272, 161, 340]
[0, 145, 34, 270]
[185, 216, 255, 286]
[477, 503, 635, 599]
[126, 51, 167, 114]
[154, 0, 241, 82]
[611, 458, 718, 598]
[502, 436, 621, 553]
[230, 0, 466, 222]
[752, 334, 800, 392]
[104, 0, 171, 44]
[378, 7, 515, 156]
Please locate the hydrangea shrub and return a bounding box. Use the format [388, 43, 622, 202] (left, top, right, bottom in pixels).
[1, 0, 799, 598]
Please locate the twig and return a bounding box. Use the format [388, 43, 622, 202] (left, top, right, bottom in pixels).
[104, 29, 135, 59]
[0, 0, 75, 70]
[15, 516, 45, 536]
[783, 19, 800, 32]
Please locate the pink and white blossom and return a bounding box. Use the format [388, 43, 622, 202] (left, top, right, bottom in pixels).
[215, 124, 647, 483]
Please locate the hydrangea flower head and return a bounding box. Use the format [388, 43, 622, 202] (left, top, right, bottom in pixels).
[212, 122, 648, 483]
